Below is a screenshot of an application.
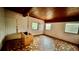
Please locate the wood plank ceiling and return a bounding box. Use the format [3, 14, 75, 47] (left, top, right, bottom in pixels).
[5, 7, 79, 22]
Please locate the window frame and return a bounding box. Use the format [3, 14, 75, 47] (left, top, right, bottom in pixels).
[65, 23, 79, 34]
[31, 22, 39, 30]
[45, 23, 52, 30]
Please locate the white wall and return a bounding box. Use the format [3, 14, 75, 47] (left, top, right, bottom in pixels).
[0, 8, 5, 49]
[5, 10, 44, 35]
[44, 22, 79, 44]
[27, 16, 44, 35]
[5, 10, 23, 35]
[5, 12, 16, 35]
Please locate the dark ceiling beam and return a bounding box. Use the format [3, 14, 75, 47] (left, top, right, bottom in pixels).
[45, 14, 79, 23]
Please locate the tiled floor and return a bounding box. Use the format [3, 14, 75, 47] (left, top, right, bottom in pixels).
[29, 35, 79, 51]
[29, 35, 55, 51]
[54, 39, 79, 51]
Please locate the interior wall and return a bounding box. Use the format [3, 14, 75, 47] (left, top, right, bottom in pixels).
[0, 8, 5, 49]
[5, 10, 16, 35]
[5, 9, 44, 35]
[44, 22, 79, 44]
[5, 9, 27, 35]
[28, 16, 44, 35]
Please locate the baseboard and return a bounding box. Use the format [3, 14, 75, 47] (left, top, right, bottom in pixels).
[34, 34, 44, 36]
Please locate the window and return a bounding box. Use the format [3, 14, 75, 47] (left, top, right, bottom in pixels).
[32, 22, 39, 30]
[45, 23, 52, 30]
[65, 23, 79, 34]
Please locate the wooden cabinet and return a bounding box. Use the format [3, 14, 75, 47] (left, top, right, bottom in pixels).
[1, 32, 33, 51]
